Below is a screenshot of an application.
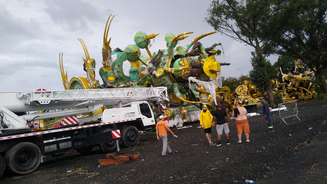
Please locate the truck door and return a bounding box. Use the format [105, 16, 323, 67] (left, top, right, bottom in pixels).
[139, 103, 155, 126]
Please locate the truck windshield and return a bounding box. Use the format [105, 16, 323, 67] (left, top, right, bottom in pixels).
[139, 103, 152, 118]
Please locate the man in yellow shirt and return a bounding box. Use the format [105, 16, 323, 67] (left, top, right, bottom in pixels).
[199, 104, 214, 146]
[156, 115, 178, 156]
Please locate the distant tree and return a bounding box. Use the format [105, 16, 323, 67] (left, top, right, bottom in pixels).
[239, 75, 251, 82]
[273, 54, 295, 75]
[207, 0, 326, 95]
[207, 0, 277, 103]
[207, 0, 273, 56]
[272, 54, 298, 83]
[261, 0, 327, 92]
[223, 77, 239, 91]
[249, 53, 275, 92]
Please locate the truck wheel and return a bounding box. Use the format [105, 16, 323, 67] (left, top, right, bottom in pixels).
[5, 142, 41, 175]
[100, 140, 117, 153]
[0, 155, 6, 178]
[122, 126, 139, 147]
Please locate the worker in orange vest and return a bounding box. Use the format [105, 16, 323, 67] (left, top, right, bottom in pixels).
[156, 115, 178, 156]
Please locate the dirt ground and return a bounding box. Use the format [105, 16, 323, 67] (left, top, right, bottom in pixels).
[2, 100, 327, 184]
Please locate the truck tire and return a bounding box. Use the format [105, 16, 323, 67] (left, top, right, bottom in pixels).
[100, 140, 117, 153]
[122, 126, 139, 147]
[5, 142, 41, 175]
[0, 155, 6, 178]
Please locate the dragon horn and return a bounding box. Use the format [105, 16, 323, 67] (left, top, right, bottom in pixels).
[172, 32, 193, 43]
[145, 33, 159, 40]
[144, 33, 159, 58]
[78, 38, 91, 59]
[191, 31, 216, 45]
[58, 53, 70, 90]
[103, 15, 114, 45]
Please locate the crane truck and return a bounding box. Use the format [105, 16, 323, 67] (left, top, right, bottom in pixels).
[0, 87, 168, 177]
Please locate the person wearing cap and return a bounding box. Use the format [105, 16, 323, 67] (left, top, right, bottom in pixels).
[233, 100, 251, 144]
[199, 104, 214, 146]
[156, 115, 178, 156]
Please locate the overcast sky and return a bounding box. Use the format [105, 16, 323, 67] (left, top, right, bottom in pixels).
[0, 0, 256, 92]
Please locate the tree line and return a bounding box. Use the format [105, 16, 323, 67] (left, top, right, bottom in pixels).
[207, 0, 326, 100]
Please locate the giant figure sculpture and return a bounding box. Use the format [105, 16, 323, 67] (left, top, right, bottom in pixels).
[58, 15, 235, 126]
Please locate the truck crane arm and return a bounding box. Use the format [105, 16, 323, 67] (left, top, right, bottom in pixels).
[0, 87, 168, 132]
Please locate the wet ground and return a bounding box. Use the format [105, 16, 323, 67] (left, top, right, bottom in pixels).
[2, 100, 326, 184]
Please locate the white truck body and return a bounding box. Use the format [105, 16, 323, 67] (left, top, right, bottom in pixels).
[168, 110, 200, 127]
[102, 101, 156, 127]
[0, 87, 167, 132]
[0, 87, 168, 177]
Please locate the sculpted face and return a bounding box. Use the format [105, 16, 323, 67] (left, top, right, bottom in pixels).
[172, 58, 191, 78]
[125, 45, 141, 62]
[78, 39, 99, 86]
[203, 55, 221, 80]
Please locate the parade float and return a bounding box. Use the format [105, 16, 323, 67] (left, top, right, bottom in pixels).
[58, 15, 230, 127]
[272, 59, 317, 102]
[58, 16, 317, 126]
[232, 59, 317, 107]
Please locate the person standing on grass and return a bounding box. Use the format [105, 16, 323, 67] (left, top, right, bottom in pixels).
[261, 98, 274, 129]
[156, 115, 178, 156]
[213, 100, 231, 146]
[199, 104, 215, 146]
[233, 100, 251, 144]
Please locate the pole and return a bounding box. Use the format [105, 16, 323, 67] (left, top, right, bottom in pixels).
[116, 139, 120, 152]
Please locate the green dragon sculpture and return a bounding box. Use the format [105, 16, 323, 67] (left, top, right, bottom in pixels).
[59, 15, 230, 123]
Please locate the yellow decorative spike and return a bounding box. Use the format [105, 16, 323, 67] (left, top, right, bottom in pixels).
[78, 38, 91, 60]
[103, 15, 114, 46]
[102, 15, 114, 66]
[191, 31, 216, 45]
[172, 32, 193, 43]
[144, 33, 158, 58]
[145, 33, 159, 40]
[58, 53, 70, 90]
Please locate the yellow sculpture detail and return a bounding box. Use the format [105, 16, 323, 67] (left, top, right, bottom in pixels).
[59, 39, 100, 89]
[273, 60, 316, 101]
[234, 80, 261, 106]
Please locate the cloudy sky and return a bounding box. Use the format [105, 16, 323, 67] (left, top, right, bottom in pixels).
[0, 0, 255, 92]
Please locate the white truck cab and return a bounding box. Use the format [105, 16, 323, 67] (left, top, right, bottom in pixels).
[102, 101, 156, 127]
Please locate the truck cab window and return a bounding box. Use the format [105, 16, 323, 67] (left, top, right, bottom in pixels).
[139, 103, 152, 118]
